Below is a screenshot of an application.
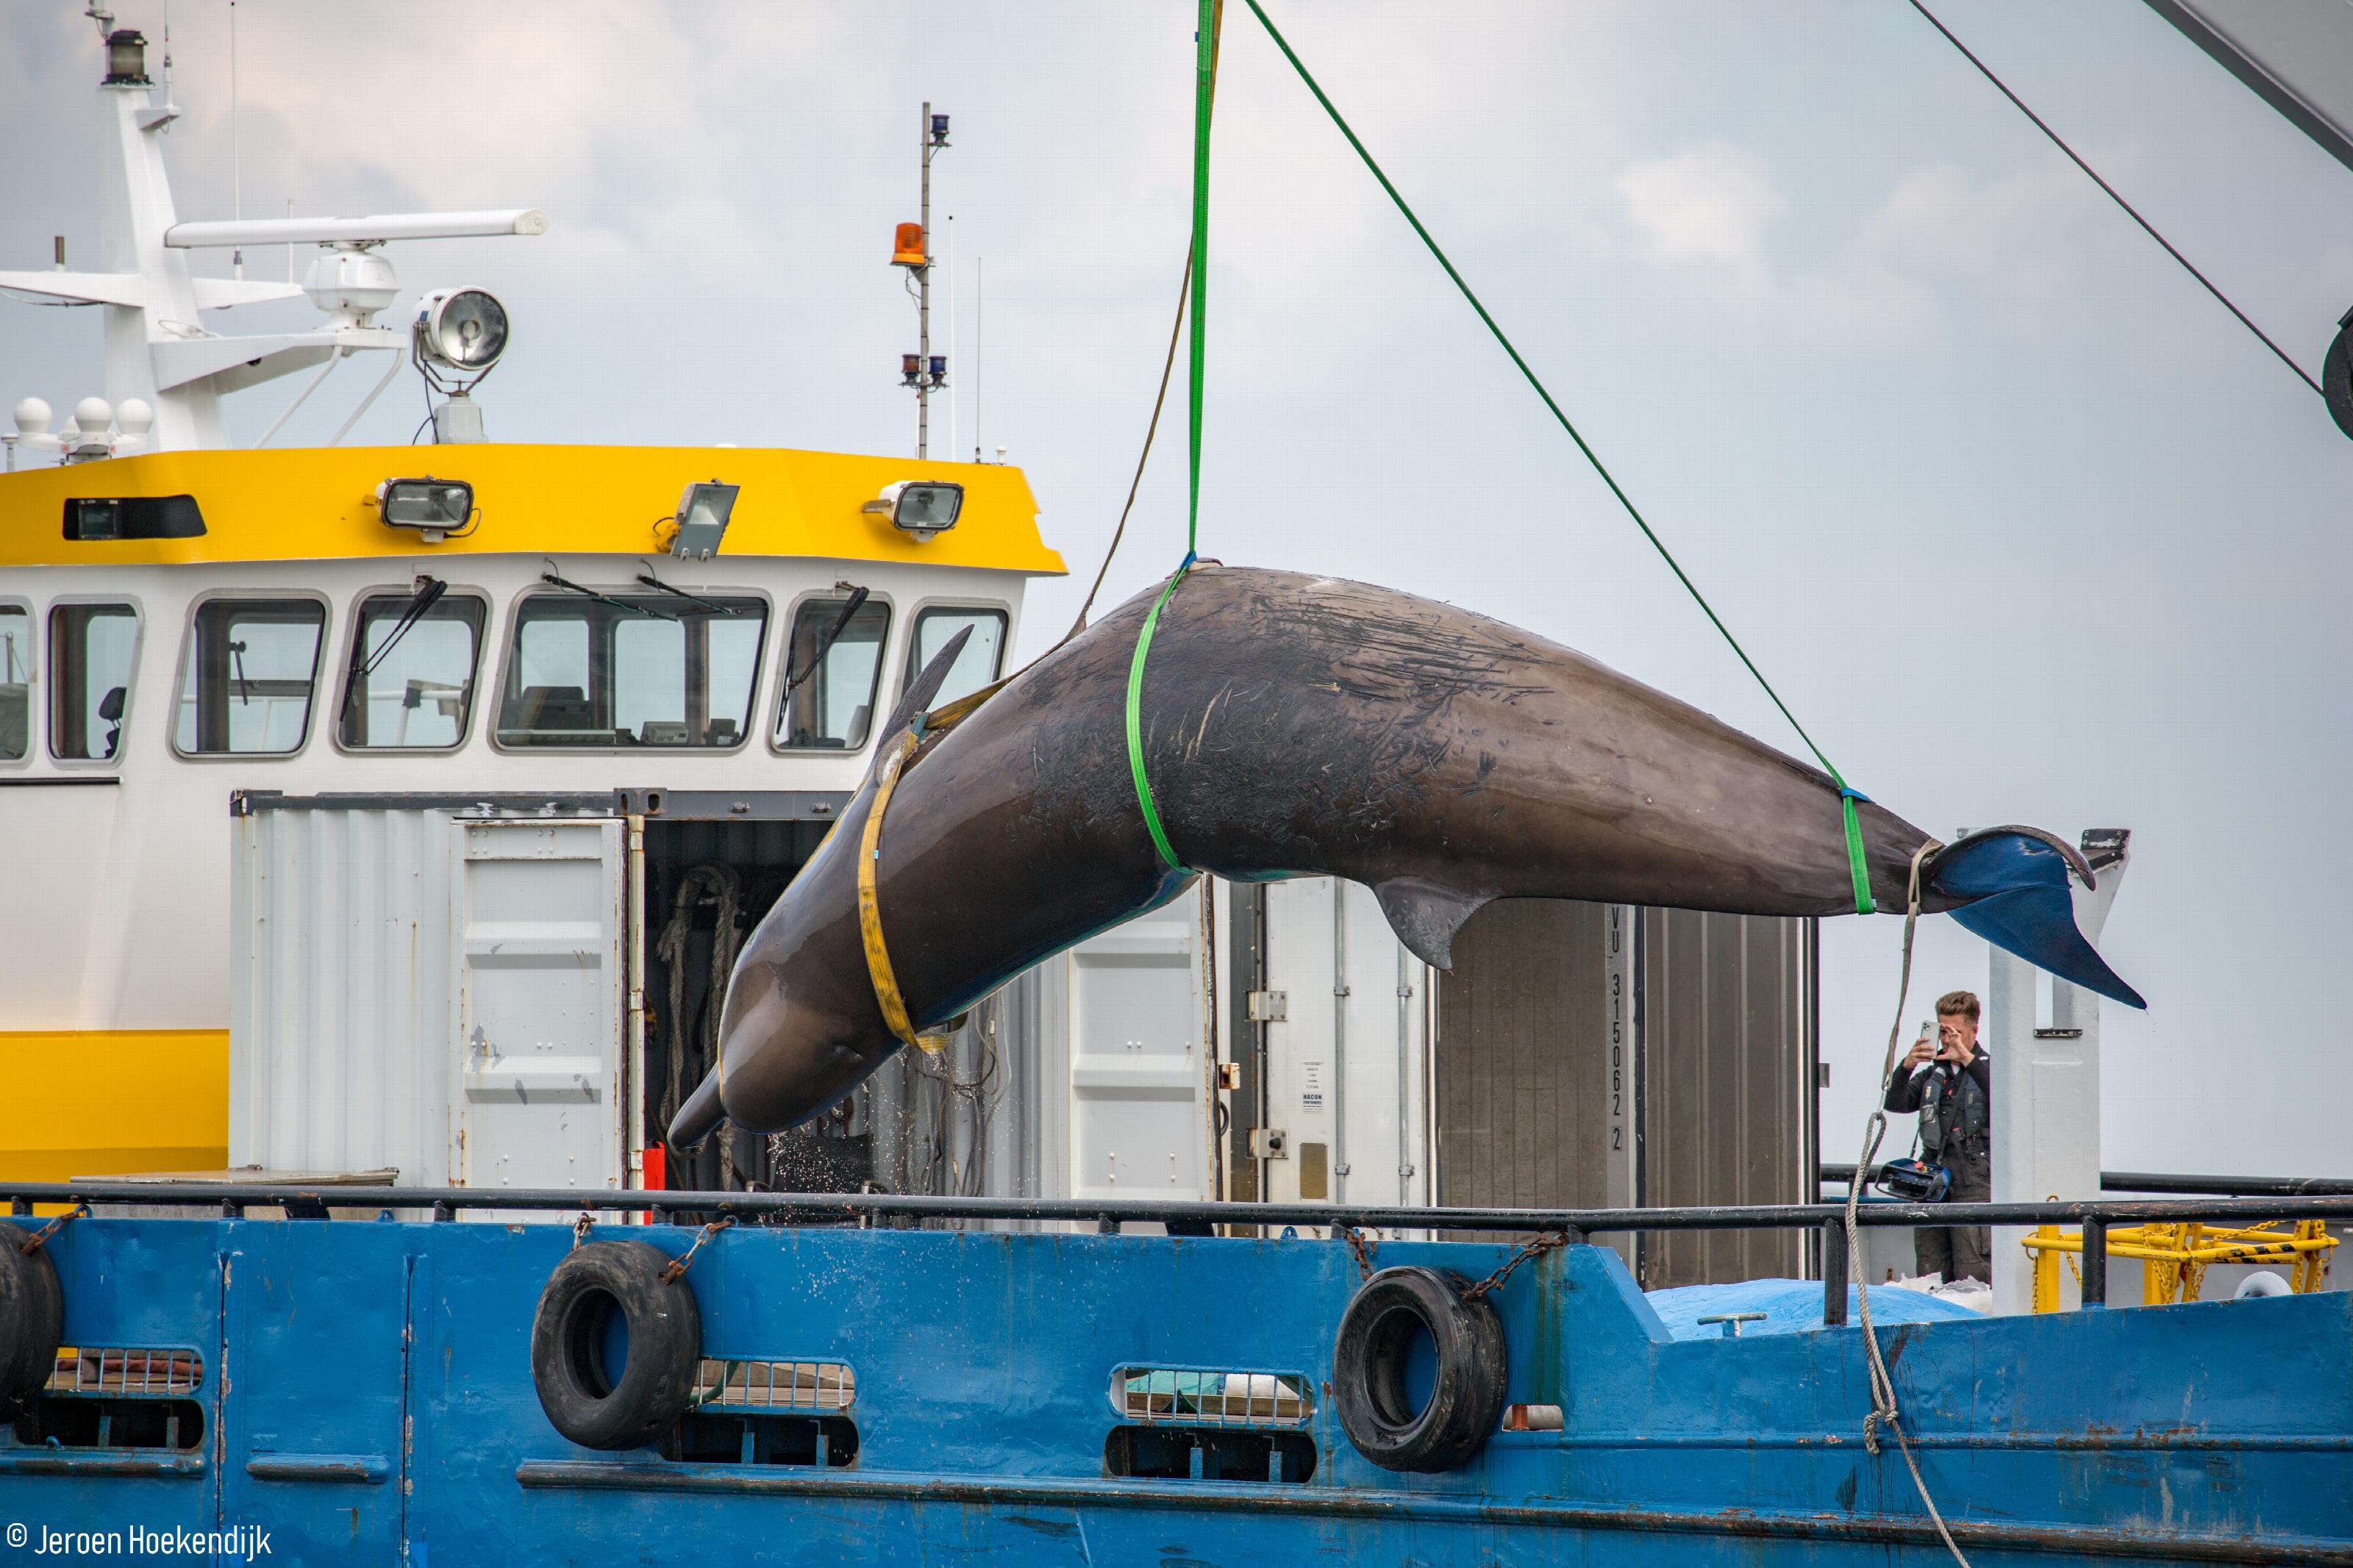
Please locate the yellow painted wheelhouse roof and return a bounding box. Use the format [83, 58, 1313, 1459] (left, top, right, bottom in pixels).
[0, 443, 1064, 574]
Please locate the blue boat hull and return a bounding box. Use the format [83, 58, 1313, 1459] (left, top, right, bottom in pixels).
[4, 1217, 2346, 1564]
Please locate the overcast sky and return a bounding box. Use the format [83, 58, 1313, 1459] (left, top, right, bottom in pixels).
[8, 2, 2350, 1177]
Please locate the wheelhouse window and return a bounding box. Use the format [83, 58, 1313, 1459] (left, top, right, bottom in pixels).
[904, 606, 1008, 709]
[173, 598, 326, 756]
[49, 603, 139, 761]
[339, 586, 487, 750]
[0, 606, 29, 759]
[775, 595, 888, 751]
[496, 592, 766, 748]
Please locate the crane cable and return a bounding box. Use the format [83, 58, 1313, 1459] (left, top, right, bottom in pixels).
[1232, 0, 1876, 913]
[1904, 0, 2323, 401]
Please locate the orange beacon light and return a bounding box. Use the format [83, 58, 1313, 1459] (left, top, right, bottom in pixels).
[892, 223, 926, 267]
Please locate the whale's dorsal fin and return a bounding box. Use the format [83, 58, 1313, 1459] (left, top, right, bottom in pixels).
[1374, 878, 1491, 970]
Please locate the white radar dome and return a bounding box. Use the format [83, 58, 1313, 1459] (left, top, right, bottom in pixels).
[13, 397, 52, 435]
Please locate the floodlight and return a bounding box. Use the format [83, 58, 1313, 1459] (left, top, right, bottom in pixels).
[375, 477, 474, 543]
[861, 480, 963, 543]
[671, 480, 739, 559]
[415, 287, 510, 373]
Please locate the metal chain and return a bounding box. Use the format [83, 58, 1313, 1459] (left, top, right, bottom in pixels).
[660, 1217, 734, 1284]
[571, 1209, 594, 1251]
[1339, 1225, 1378, 1282]
[14, 1203, 88, 1256]
[1460, 1229, 1577, 1303]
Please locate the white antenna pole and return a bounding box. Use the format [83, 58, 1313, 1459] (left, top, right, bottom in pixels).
[916, 100, 930, 459]
[972, 255, 982, 463]
[946, 214, 958, 467]
[161, 0, 172, 114]
[229, 0, 242, 279]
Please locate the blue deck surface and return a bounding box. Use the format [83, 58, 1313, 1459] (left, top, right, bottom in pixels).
[1, 1217, 2346, 1565]
[1647, 1278, 1985, 1339]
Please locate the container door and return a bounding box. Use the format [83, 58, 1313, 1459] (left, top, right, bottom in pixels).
[1259, 877, 1429, 1210]
[1067, 885, 1210, 1203]
[449, 819, 626, 1205]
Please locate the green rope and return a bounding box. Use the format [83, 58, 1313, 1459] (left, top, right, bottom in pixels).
[1243, 0, 1874, 914]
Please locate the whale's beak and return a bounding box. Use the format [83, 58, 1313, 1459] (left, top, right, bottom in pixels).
[668, 1067, 726, 1148]
[1927, 829, 2146, 1009]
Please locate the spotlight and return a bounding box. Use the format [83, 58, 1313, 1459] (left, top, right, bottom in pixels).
[671, 480, 739, 560]
[415, 287, 510, 374]
[375, 477, 474, 543]
[861, 480, 963, 543]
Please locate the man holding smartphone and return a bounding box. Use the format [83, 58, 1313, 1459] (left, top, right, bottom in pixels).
[1882, 989, 1993, 1282]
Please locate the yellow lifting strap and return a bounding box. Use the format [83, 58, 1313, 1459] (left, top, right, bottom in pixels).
[853, 681, 1013, 1056]
[858, 728, 945, 1055]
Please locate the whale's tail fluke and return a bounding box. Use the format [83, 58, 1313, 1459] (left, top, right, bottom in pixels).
[1927, 828, 2146, 1009]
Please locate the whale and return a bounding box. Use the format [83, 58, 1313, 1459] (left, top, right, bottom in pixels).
[669, 565, 2141, 1147]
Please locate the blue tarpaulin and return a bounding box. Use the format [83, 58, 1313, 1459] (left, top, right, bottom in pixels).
[1646, 1278, 1985, 1340]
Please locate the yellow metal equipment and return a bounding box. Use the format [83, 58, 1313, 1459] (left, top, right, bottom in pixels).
[2021, 1218, 2337, 1310]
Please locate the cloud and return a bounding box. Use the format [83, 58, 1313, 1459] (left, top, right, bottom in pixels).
[1614, 140, 1786, 292]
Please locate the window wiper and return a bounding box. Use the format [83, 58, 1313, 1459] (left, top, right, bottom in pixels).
[342, 576, 447, 719]
[229, 639, 251, 707]
[634, 573, 738, 615]
[540, 572, 675, 620]
[782, 585, 871, 694]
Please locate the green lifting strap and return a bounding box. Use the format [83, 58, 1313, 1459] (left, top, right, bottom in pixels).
[1242, 0, 1877, 915]
[1126, 559, 1195, 872]
[1124, 0, 1220, 876]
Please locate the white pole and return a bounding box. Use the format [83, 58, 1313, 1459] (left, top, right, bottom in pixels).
[972, 256, 982, 462]
[229, 0, 241, 279]
[946, 215, 958, 468]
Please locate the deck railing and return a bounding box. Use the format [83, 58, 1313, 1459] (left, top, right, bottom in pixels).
[12, 1180, 2353, 1322]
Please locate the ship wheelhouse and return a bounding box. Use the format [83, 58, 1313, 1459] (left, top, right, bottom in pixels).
[0, 443, 1063, 1184]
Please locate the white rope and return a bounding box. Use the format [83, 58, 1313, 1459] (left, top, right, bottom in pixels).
[1841, 840, 1974, 1568]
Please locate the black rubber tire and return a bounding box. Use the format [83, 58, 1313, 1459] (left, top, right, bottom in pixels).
[0, 1222, 65, 1406]
[529, 1239, 702, 1450]
[2325, 325, 2353, 444]
[1332, 1265, 1507, 1473]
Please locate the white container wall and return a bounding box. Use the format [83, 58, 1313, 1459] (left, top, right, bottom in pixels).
[230, 802, 630, 1200]
[1254, 877, 1433, 1210]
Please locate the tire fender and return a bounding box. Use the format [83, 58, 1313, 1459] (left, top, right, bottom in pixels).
[529, 1239, 703, 1451]
[1331, 1264, 1507, 1473]
[0, 1222, 65, 1407]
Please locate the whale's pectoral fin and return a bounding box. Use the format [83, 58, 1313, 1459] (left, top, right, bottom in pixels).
[668, 1067, 726, 1149]
[1926, 829, 2146, 1009]
[1374, 878, 1492, 970]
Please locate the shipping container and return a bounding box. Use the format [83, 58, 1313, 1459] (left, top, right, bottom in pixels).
[229, 795, 1816, 1267]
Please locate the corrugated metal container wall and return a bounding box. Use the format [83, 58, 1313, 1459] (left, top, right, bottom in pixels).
[229, 806, 630, 1199]
[1434, 900, 1815, 1284]
[1432, 901, 1613, 1221]
[1638, 908, 1816, 1288]
[229, 808, 457, 1182]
